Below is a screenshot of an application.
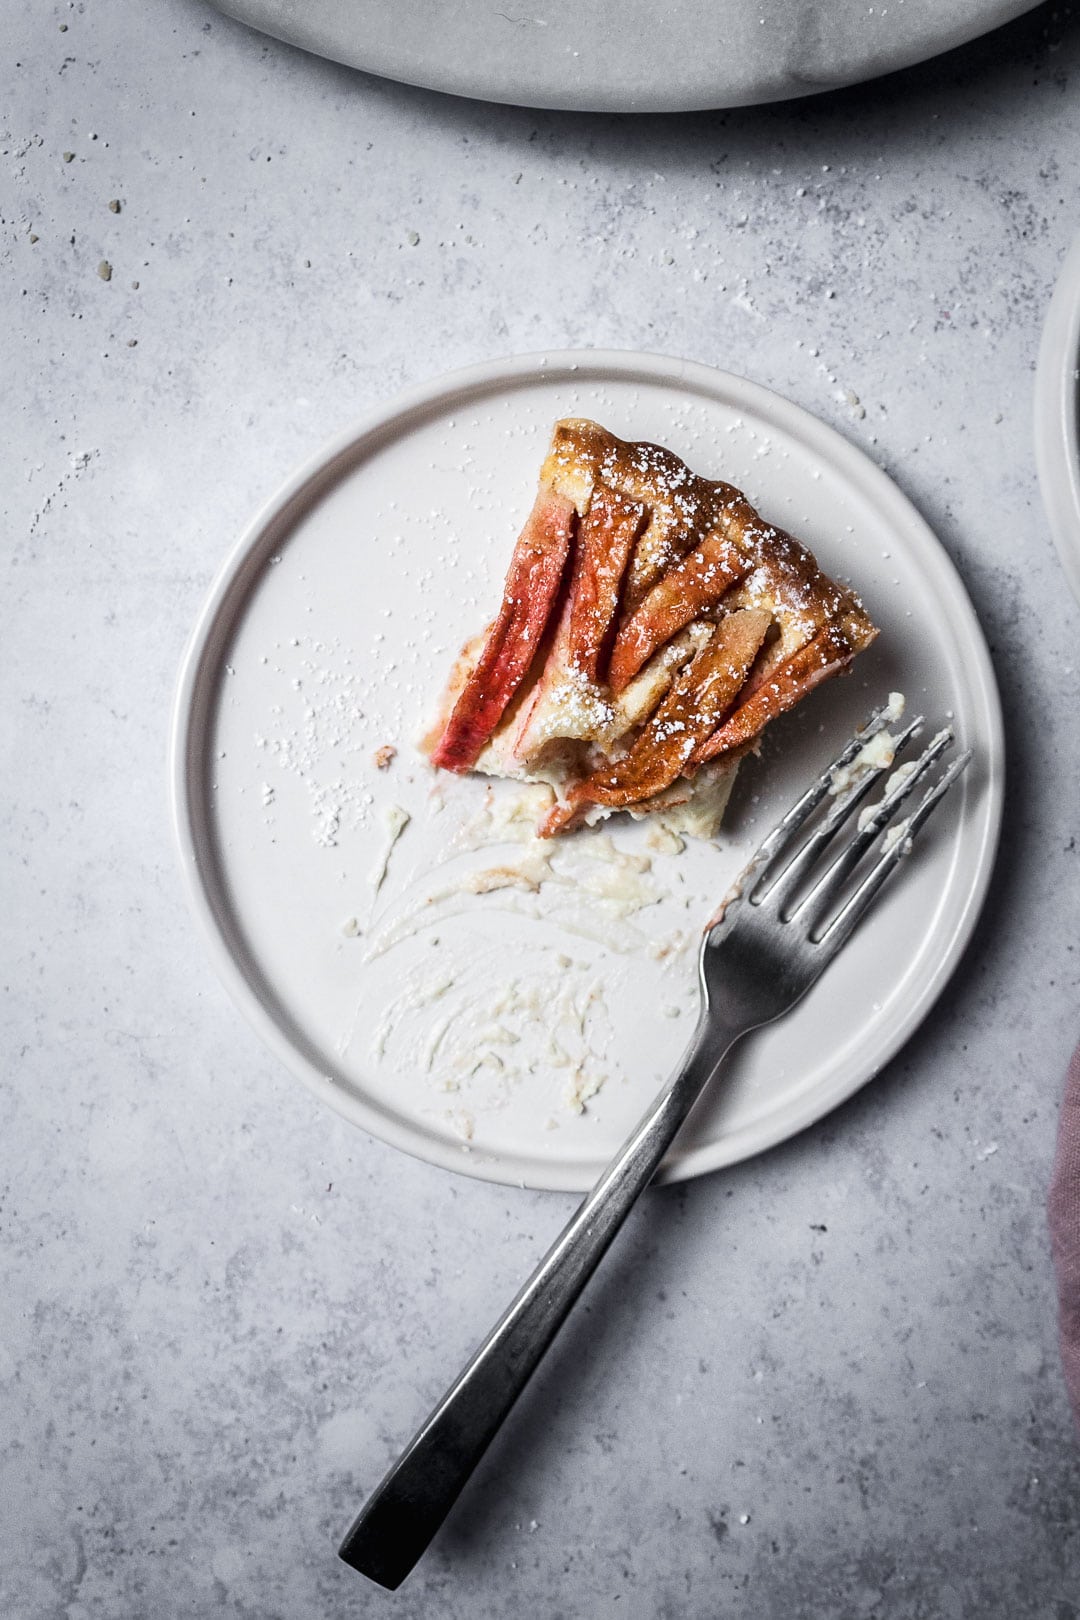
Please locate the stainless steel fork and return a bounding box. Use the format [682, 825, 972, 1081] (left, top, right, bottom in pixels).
[338, 702, 972, 1589]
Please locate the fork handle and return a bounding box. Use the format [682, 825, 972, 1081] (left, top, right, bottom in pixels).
[338, 1015, 742, 1589]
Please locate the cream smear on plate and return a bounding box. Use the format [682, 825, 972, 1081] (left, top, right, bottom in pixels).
[340, 784, 700, 1129]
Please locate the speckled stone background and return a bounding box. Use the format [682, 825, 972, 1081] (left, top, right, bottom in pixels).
[5, 3, 1080, 1616]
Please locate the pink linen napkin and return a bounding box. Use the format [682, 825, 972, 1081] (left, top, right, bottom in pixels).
[1049, 1040, 1080, 1432]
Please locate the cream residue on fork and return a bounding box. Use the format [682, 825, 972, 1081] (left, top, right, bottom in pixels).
[856, 759, 919, 831]
[829, 692, 906, 795]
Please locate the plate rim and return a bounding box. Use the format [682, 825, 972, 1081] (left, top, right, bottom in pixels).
[1034, 231, 1080, 609]
[169, 347, 1005, 1191]
[209, 0, 1043, 114]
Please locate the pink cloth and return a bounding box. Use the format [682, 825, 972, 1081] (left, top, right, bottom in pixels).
[1049, 1042, 1080, 1432]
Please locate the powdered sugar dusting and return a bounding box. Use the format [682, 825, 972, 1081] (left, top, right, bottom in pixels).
[256, 635, 379, 846]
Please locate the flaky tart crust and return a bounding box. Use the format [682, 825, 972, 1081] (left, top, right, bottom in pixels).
[424, 419, 877, 837]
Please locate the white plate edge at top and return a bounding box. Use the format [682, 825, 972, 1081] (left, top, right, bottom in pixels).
[1035, 231, 1080, 609]
[169, 348, 1005, 1192]
[209, 0, 1042, 114]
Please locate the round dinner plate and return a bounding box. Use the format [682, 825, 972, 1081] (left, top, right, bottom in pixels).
[210, 0, 1040, 114]
[1035, 231, 1080, 608]
[170, 351, 1003, 1192]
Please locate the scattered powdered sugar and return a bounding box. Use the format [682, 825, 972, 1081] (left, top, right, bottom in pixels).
[256, 636, 379, 847]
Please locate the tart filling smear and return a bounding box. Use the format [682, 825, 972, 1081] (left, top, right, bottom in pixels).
[425, 419, 877, 838]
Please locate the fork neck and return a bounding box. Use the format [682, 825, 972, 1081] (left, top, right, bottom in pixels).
[581, 1012, 746, 1202]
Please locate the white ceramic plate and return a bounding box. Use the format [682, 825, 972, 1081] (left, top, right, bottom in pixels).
[170, 351, 1003, 1192]
[210, 0, 1041, 114]
[1035, 232, 1080, 608]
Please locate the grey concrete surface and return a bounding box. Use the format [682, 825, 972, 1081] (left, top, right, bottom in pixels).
[4, 2, 1080, 1615]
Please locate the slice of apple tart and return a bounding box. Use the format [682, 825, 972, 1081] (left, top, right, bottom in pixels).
[424, 418, 877, 838]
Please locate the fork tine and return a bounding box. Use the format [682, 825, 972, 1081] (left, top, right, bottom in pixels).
[793, 726, 955, 930]
[809, 749, 973, 957]
[755, 714, 922, 911]
[740, 698, 912, 888]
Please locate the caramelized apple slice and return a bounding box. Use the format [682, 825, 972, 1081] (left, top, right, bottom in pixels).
[691, 622, 857, 766]
[430, 489, 576, 772]
[566, 484, 645, 682]
[540, 607, 771, 835]
[608, 528, 748, 693]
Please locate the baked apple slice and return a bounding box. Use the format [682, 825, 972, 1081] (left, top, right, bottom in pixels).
[607, 527, 748, 693]
[540, 608, 771, 835]
[429, 487, 575, 772]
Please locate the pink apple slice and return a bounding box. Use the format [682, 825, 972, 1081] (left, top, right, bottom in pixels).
[430, 488, 576, 772]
